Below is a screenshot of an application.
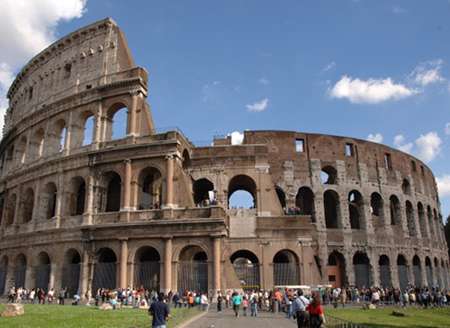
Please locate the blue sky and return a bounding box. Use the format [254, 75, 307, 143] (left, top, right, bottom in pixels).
[0, 0, 449, 218]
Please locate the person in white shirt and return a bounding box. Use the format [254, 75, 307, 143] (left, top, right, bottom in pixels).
[292, 289, 310, 328]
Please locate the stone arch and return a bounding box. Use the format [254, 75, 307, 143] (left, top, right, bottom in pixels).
[327, 251, 346, 288]
[134, 246, 161, 291]
[417, 202, 427, 238]
[273, 249, 300, 286]
[353, 251, 371, 288]
[275, 186, 286, 209]
[106, 102, 128, 140]
[296, 186, 315, 218]
[402, 178, 411, 195]
[5, 193, 17, 226]
[427, 206, 434, 238]
[193, 178, 214, 206]
[370, 192, 383, 219]
[92, 248, 117, 292]
[405, 201, 416, 237]
[348, 190, 364, 230]
[321, 166, 337, 185]
[137, 167, 163, 209]
[81, 111, 95, 146]
[54, 119, 67, 153]
[434, 257, 441, 287]
[178, 245, 208, 293]
[43, 182, 57, 219]
[425, 257, 433, 287]
[412, 255, 422, 287]
[182, 149, 191, 170]
[389, 195, 401, 226]
[31, 128, 45, 160]
[15, 135, 27, 164]
[230, 250, 260, 290]
[397, 254, 408, 291]
[35, 251, 51, 292]
[101, 171, 122, 212]
[228, 174, 257, 209]
[62, 249, 81, 297]
[324, 190, 340, 228]
[14, 254, 27, 288]
[67, 176, 86, 216]
[0, 255, 8, 295]
[379, 255, 391, 288]
[21, 188, 34, 223]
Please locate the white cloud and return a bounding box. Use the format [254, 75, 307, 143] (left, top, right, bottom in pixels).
[322, 61, 336, 72]
[445, 122, 450, 135]
[246, 98, 269, 112]
[0, 0, 87, 133]
[409, 59, 445, 87]
[436, 175, 450, 198]
[258, 77, 270, 85]
[393, 134, 413, 154]
[229, 131, 244, 145]
[367, 133, 383, 143]
[415, 131, 442, 163]
[329, 75, 417, 104]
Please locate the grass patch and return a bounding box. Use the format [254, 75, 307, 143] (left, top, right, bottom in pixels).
[327, 306, 450, 328]
[0, 304, 200, 328]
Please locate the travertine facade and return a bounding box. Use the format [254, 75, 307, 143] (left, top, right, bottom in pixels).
[0, 18, 448, 297]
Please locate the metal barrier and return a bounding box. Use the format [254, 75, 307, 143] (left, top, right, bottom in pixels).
[325, 314, 369, 328]
[62, 264, 81, 297]
[177, 261, 208, 293]
[134, 261, 160, 291]
[0, 269, 6, 295]
[233, 263, 260, 289]
[92, 262, 116, 292]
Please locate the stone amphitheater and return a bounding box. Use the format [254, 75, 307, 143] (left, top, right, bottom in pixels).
[0, 18, 448, 298]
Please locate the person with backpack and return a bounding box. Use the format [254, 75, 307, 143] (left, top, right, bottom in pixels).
[306, 292, 325, 328]
[292, 289, 310, 328]
[231, 291, 242, 317]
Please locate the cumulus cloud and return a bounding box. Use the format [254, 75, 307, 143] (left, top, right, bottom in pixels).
[0, 0, 87, 133]
[436, 175, 450, 198]
[393, 134, 413, 154]
[409, 59, 445, 87]
[415, 132, 442, 163]
[329, 75, 416, 104]
[258, 77, 270, 85]
[246, 98, 269, 112]
[445, 122, 450, 135]
[229, 131, 244, 145]
[367, 133, 383, 143]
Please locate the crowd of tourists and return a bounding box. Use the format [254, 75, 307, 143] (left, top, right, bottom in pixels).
[6, 286, 78, 305]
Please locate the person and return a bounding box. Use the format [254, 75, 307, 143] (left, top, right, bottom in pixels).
[306, 292, 325, 328]
[292, 289, 310, 328]
[149, 293, 170, 328]
[200, 293, 209, 311]
[231, 291, 242, 317]
[250, 294, 258, 317]
[59, 288, 66, 305]
[242, 296, 248, 316]
[217, 292, 223, 312]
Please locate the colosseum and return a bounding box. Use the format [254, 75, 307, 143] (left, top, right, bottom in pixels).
[0, 18, 448, 298]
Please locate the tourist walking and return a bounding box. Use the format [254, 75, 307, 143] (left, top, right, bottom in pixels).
[149, 292, 170, 328]
[217, 292, 223, 312]
[306, 293, 325, 328]
[232, 291, 242, 317]
[292, 289, 310, 328]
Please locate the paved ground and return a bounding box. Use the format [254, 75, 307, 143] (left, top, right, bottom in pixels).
[186, 307, 296, 328]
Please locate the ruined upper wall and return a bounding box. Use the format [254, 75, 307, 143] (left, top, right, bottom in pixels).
[4, 18, 135, 135]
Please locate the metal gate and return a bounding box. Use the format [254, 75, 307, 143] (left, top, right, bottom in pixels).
[413, 264, 422, 287]
[398, 265, 408, 291]
[233, 263, 260, 290]
[379, 264, 391, 288]
[62, 264, 80, 297]
[35, 264, 51, 291]
[0, 268, 6, 295]
[354, 264, 370, 288]
[426, 266, 433, 287]
[134, 261, 160, 291]
[178, 261, 208, 292]
[92, 262, 116, 292]
[273, 263, 299, 286]
[14, 265, 26, 288]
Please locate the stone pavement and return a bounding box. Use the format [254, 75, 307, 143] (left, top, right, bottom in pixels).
[186, 307, 296, 328]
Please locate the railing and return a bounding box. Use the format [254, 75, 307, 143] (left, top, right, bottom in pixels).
[326, 314, 368, 328]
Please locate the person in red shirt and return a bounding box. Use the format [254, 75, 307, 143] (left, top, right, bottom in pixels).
[306, 292, 325, 328]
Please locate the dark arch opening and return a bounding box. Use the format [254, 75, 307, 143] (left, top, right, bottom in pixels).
[370, 192, 383, 218]
[402, 179, 411, 195]
[417, 202, 427, 238]
[22, 188, 34, 223]
[35, 252, 51, 292]
[390, 195, 401, 226]
[14, 254, 27, 288]
[138, 167, 162, 210]
[275, 186, 286, 209]
[379, 255, 391, 288]
[425, 257, 433, 287]
[193, 178, 215, 206]
[327, 251, 346, 288]
[353, 252, 371, 288]
[62, 249, 81, 297]
[296, 187, 315, 219]
[412, 255, 422, 287]
[0, 256, 8, 295]
[230, 250, 260, 290]
[182, 150, 191, 170]
[43, 183, 57, 219]
[178, 246, 208, 293]
[68, 177, 86, 216]
[103, 172, 121, 212]
[321, 166, 337, 184]
[348, 190, 363, 230]
[405, 201, 416, 237]
[5, 193, 17, 226]
[92, 248, 117, 292]
[397, 255, 408, 291]
[135, 246, 160, 291]
[273, 250, 300, 286]
[324, 190, 340, 228]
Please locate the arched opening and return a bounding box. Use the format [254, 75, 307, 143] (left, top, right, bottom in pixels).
[67, 177, 86, 216]
[92, 248, 117, 292]
[370, 192, 383, 219]
[82, 114, 95, 146]
[389, 195, 401, 226]
[353, 252, 371, 288]
[22, 188, 34, 223]
[275, 186, 286, 210]
[182, 150, 191, 170]
[296, 187, 315, 219]
[16, 136, 27, 164]
[324, 190, 340, 228]
[321, 166, 337, 184]
[55, 119, 67, 153]
[379, 255, 391, 288]
[193, 178, 214, 207]
[402, 179, 411, 195]
[102, 172, 121, 212]
[412, 255, 422, 287]
[427, 206, 434, 238]
[327, 251, 346, 288]
[228, 175, 257, 209]
[43, 182, 57, 219]
[417, 202, 427, 238]
[5, 193, 17, 226]
[425, 257, 433, 287]
[434, 258, 441, 288]
[138, 167, 163, 210]
[0, 256, 8, 295]
[405, 201, 416, 237]
[62, 249, 81, 297]
[348, 190, 363, 230]
[32, 128, 45, 159]
[35, 252, 51, 292]
[273, 250, 300, 286]
[230, 250, 260, 290]
[441, 259, 448, 288]
[397, 255, 408, 291]
[106, 105, 128, 140]
[14, 254, 26, 288]
[178, 245, 208, 293]
[134, 246, 160, 291]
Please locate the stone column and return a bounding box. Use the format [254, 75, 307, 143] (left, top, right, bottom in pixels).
[13, 184, 21, 225]
[49, 263, 57, 290]
[32, 180, 41, 224]
[64, 111, 73, 156]
[163, 238, 173, 293]
[122, 159, 132, 211]
[164, 155, 174, 208]
[24, 265, 34, 290]
[390, 260, 400, 288]
[93, 101, 103, 148]
[127, 92, 138, 137]
[55, 173, 64, 228]
[119, 239, 128, 289]
[84, 175, 95, 225]
[345, 252, 355, 286]
[213, 237, 221, 292]
[80, 249, 90, 299]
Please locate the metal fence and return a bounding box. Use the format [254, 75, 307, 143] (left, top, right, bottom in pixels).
[62, 264, 81, 297]
[177, 261, 208, 293]
[92, 262, 116, 292]
[0, 269, 6, 295]
[273, 263, 299, 286]
[35, 264, 51, 291]
[233, 263, 260, 290]
[14, 265, 26, 288]
[326, 314, 369, 328]
[134, 261, 160, 291]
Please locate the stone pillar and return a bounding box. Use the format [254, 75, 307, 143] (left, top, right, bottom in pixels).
[24, 265, 34, 290]
[84, 175, 95, 225]
[164, 155, 174, 208]
[390, 260, 400, 288]
[80, 249, 90, 299]
[213, 237, 221, 292]
[93, 101, 103, 147]
[122, 159, 132, 211]
[127, 93, 138, 137]
[345, 252, 355, 286]
[13, 185, 21, 225]
[55, 173, 64, 228]
[119, 239, 128, 289]
[163, 238, 173, 293]
[32, 180, 41, 224]
[49, 263, 57, 290]
[64, 111, 73, 156]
